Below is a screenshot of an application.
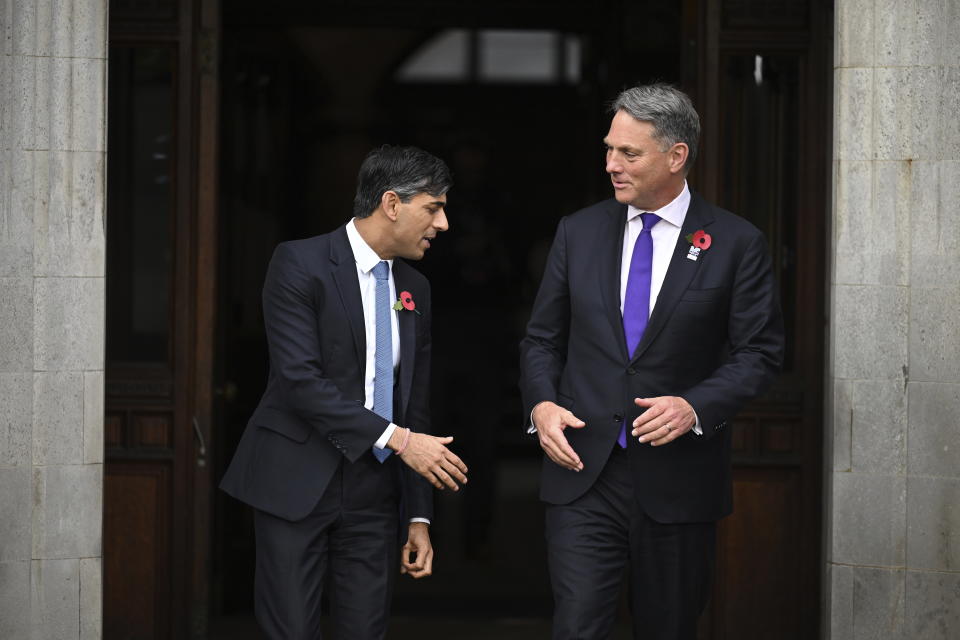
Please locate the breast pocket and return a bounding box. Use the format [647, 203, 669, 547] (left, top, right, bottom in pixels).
[679, 287, 725, 303]
[668, 288, 728, 346]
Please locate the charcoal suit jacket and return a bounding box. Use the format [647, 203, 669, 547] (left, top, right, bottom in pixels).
[519, 191, 784, 523]
[221, 225, 432, 524]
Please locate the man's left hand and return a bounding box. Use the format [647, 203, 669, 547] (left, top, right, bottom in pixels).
[401, 522, 434, 579]
[631, 396, 696, 446]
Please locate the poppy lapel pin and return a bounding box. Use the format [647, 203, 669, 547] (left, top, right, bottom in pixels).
[392, 291, 422, 315]
[684, 230, 712, 261]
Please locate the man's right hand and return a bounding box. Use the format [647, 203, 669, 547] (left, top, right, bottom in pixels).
[532, 401, 585, 472]
[390, 430, 468, 491]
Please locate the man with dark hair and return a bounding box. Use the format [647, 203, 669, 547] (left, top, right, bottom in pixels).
[520, 83, 784, 638]
[221, 144, 468, 639]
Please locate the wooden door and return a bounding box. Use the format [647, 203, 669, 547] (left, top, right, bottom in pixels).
[684, 0, 831, 637]
[104, 0, 219, 637]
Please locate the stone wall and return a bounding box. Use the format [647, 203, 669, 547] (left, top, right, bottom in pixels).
[828, 0, 960, 637]
[0, 0, 107, 637]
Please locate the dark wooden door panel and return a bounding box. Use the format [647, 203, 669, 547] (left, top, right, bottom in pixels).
[106, 1, 215, 637]
[716, 467, 803, 638]
[104, 461, 172, 640]
[104, 30, 182, 639]
[687, 0, 829, 637]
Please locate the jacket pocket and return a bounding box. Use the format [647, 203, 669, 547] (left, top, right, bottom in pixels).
[254, 407, 311, 443]
[679, 287, 724, 303]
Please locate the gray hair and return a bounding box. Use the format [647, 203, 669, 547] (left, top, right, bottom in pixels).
[611, 83, 701, 171]
[353, 145, 453, 218]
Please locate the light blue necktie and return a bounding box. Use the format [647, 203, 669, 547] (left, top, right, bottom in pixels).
[372, 261, 393, 462]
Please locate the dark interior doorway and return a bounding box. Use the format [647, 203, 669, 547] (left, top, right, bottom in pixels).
[211, 1, 683, 635]
[104, 1, 829, 638]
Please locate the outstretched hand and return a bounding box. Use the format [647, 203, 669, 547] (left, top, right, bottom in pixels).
[532, 401, 586, 472]
[391, 430, 468, 491]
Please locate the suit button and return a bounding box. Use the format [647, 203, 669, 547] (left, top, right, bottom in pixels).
[627, 367, 637, 375]
[613, 414, 623, 422]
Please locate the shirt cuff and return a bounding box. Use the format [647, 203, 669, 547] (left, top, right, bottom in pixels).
[527, 407, 538, 435]
[409, 518, 431, 525]
[374, 423, 398, 449]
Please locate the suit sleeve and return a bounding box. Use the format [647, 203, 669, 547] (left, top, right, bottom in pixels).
[680, 232, 784, 437]
[262, 243, 388, 462]
[519, 218, 571, 426]
[401, 281, 434, 521]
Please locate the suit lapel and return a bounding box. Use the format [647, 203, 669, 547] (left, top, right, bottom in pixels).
[630, 191, 714, 363]
[598, 201, 630, 361]
[329, 226, 367, 371]
[392, 260, 416, 419]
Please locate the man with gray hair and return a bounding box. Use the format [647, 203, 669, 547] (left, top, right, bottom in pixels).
[520, 83, 784, 638]
[222, 145, 468, 639]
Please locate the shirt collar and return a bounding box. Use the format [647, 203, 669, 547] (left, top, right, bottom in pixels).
[346, 218, 393, 275]
[626, 181, 691, 229]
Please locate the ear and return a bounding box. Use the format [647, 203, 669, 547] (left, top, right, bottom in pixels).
[380, 190, 401, 221]
[667, 143, 689, 175]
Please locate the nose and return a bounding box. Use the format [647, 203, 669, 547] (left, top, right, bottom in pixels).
[434, 208, 449, 232]
[605, 150, 620, 174]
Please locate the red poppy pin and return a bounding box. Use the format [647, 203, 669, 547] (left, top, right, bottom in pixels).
[684, 230, 712, 261]
[392, 291, 421, 315]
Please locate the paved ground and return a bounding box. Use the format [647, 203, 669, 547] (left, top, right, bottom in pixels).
[210, 614, 634, 639]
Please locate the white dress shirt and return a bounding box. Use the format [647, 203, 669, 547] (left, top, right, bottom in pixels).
[620, 182, 701, 436]
[346, 219, 430, 525]
[619, 183, 690, 315]
[345, 219, 400, 449]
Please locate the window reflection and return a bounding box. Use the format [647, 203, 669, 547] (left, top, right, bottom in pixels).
[564, 35, 581, 84]
[106, 46, 175, 364]
[395, 29, 469, 82]
[479, 30, 557, 83]
[396, 29, 580, 84]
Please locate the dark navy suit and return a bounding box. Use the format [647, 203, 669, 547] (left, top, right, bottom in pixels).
[221, 225, 432, 639]
[520, 191, 784, 638]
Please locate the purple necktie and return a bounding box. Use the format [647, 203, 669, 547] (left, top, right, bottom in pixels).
[618, 212, 661, 447]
